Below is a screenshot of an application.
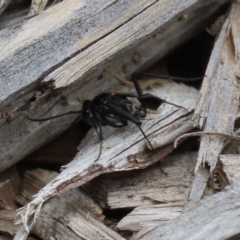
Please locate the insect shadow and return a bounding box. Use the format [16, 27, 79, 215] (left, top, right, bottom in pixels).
[26, 73, 202, 161]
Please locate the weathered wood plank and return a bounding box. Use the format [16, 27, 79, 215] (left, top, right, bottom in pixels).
[0, 0, 228, 172]
[14, 169, 125, 240]
[117, 203, 183, 232]
[134, 180, 240, 240]
[84, 152, 196, 210]
[113, 153, 197, 232]
[14, 79, 197, 239]
[189, 2, 240, 202]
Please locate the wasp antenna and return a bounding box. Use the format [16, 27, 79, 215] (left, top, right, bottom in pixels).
[162, 100, 189, 112]
[135, 73, 203, 82]
[94, 138, 103, 162]
[137, 125, 153, 150]
[25, 110, 82, 122]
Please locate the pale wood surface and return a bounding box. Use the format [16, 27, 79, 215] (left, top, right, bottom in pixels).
[134, 180, 240, 240]
[189, 2, 240, 202]
[0, 0, 231, 239]
[0, 0, 228, 173]
[85, 152, 196, 210]
[118, 203, 183, 232]
[13, 169, 125, 240]
[114, 153, 197, 231]
[14, 79, 198, 239]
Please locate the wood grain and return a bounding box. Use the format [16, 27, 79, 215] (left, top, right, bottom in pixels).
[0, 0, 228, 172]
[189, 2, 240, 202]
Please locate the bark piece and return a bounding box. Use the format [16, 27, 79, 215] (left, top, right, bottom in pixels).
[0, 0, 228, 172]
[134, 180, 240, 240]
[189, 2, 240, 202]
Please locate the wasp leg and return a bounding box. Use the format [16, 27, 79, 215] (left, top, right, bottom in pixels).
[107, 104, 153, 149]
[90, 119, 104, 161]
[95, 123, 103, 161]
[137, 125, 153, 150]
[25, 111, 82, 122]
[133, 74, 188, 112]
[132, 74, 163, 111]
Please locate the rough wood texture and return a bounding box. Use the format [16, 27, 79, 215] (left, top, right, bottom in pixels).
[112, 152, 197, 232]
[14, 79, 198, 240]
[0, 210, 17, 236]
[189, 2, 240, 202]
[14, 169, 125, 240]
[84, 152, 196, 210]
[0, 0, 228, 172]
[33, 191, 123, 240]
[15, 168, 58, 206]
[117, 203, 183, 232]
[220, 154, 240, 181]
[134, 180, 240, 240]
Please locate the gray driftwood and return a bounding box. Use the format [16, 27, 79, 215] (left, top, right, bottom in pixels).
[84, 152, 197, 210]
[0, 0, 232, 239]
[134, 180, 240, 240]
[0, 0, 228, 173]
[117, 151, 237, 233]
[188, 2, 240, 202]
[14, 169, 124, 240]
[118, 203, 183, 232]
[114, 153, 197, 231]
[14, 78, 198, 239]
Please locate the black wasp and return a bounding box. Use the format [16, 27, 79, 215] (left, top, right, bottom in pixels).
[26, 74, 200, 160]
